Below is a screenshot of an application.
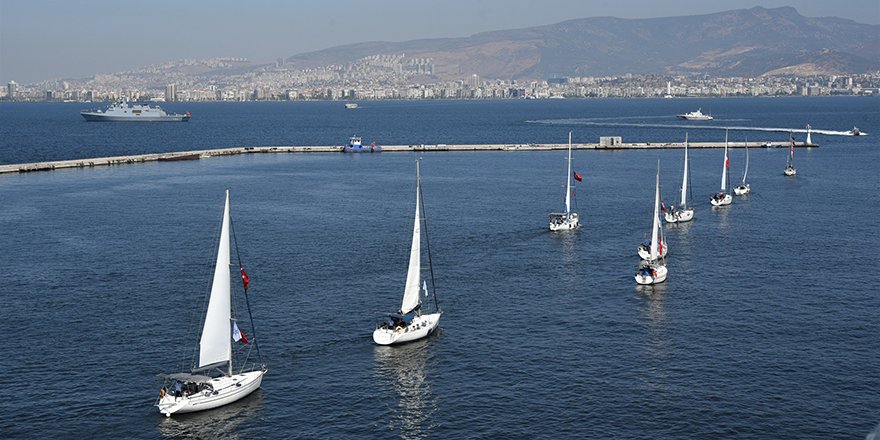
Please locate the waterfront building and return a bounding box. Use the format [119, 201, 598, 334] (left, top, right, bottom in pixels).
[165, 84, 177, 102]
[7, 80, 18, 100]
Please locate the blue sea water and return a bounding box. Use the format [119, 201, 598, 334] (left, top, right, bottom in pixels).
[0, 97, 878, 439]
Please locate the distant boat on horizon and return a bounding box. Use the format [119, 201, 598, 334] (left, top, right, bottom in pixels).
[677, 108, 713, 121]
[81, 100, 190, 122]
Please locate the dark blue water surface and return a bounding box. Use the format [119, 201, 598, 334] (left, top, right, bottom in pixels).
[0, 97, 878, 439]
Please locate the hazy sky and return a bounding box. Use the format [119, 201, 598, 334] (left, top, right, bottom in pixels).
[2, 0, 878, 84]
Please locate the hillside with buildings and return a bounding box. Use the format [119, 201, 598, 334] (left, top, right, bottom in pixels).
[3, 6, 879, 102]
[286, 7, 879, 78]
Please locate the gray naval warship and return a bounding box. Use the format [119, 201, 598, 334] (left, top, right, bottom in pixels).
[81, 100, 191, 122]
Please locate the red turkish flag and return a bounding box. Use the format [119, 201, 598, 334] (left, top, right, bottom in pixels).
[240, 265, 250, 290]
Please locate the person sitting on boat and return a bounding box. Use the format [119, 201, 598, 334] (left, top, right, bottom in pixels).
[199, 383, 214, 396]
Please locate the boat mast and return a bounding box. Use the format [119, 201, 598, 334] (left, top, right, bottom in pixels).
[743, 139, 749, 184]
[680, 133, 689, 208]
[564, 132, 572, 219]
[417, 159, 440, 313]
[401, 160, 422, 315]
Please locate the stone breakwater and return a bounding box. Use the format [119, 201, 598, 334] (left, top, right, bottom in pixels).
[0, 141, 817, 175]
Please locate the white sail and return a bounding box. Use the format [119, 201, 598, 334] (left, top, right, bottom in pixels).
[564, 132, 572, 217]
[400, 162, 422, 315]
[742, 141, 749, 184]
[680, 133, 689, 207]
[721, 130, 729, 192]
[199, 190, 232, 369]
[650, 162, 661, 260]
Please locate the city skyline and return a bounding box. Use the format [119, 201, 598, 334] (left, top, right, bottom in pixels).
[2, 0, 879, 84]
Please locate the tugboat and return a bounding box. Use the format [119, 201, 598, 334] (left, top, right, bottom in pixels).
[81, 100, 191, 122]
[343, 136, 381, 153]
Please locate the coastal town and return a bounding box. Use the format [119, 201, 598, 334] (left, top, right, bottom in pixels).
[3, 56, 879, 102]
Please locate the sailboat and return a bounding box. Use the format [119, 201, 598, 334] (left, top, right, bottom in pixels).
[734, 139, 751, 195]
[638, 233, 668, 260]
[373, 160, 442, 346]
[548, 132, 580, 231]
[639, 161, 668, 258]
[710, 130, 733, 206]
[784, 132, 797, 176]
[635, 161, 668, 285]
[664, 133, 695, 223]
[157, 190, 267, 417]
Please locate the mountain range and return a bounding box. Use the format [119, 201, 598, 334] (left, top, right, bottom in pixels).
[285, 6, 879, 78]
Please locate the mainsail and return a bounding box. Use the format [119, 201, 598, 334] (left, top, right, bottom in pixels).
[721, 130, 729, 192]
[650, 163, 661, 261]
[199, 190, 232, 370]
[400, 163, 422, 315]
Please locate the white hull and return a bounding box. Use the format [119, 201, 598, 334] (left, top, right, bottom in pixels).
[678, 115, 712, 121]
[635, 263, 667, 285]
[784, 167, 797, 176]
[710, 193, 732, 206]
[373, 313, 442, 346]
[638, 242, 668, 260]
[734, 184, 750, 195]
[677, 108, 713, 120]
[664, 208, 694, 223]
[549, 214, 579, 231]
[158, 370, 265, 417]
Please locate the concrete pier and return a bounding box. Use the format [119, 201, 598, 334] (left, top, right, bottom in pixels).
[0, 141, 817, 175]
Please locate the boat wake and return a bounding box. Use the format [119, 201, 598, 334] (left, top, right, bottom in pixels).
[526, 120, 866, 136]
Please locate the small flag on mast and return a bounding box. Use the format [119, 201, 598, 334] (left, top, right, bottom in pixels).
[240, 265, 250, 290]
[573, 171, 583, 182]
[232, 321, 249, 344]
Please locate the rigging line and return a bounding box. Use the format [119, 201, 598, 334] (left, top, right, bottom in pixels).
[229, 199, 265, 368]
[418, 160, 441, 313]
